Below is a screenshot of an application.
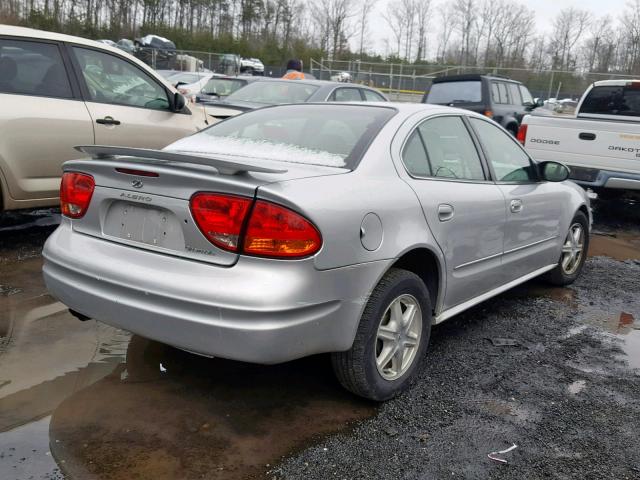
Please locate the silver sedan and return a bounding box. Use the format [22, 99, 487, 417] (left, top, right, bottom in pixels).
[42, 103, 591, 401]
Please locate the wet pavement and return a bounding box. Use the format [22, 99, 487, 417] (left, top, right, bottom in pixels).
[1, 194, 639, 479]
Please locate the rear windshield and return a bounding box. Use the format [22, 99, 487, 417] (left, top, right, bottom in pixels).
[202, 78, 246, 96]
[427, 81, 482, 104]
[173, 104, 396, 169]
[226, 80, 319, 104]
[580, 85, 640, 117]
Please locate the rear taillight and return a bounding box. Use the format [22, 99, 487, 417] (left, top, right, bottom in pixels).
[244, 201, 322, 258]
[190, 193, 252, 251]
[189, 193, 322, 258]
[483, 110, 494, 118]
[60, 172, 95, 219]
[516, 124, 528, 145]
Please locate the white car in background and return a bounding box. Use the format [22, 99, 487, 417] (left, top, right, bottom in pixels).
[168, 71, 215, 97]
[240, 57, 264, 75]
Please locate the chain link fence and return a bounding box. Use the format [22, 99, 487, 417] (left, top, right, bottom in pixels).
[310, 59, 639, 102]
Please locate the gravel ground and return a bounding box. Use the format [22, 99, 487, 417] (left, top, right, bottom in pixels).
[273, 256, 640, 480]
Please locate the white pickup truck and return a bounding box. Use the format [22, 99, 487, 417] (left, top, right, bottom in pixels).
[518, 80, 640, 191]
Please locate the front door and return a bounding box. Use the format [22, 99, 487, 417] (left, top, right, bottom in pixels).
[69, 46, 199, 149]
[400, 115, 507, 310]
[468, 117, 564, 282]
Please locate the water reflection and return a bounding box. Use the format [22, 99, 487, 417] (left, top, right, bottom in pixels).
[49, 337, 375, 480]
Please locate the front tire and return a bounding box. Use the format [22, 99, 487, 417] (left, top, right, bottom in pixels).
[331, 268, 432, 401]
[545, 211, 589, 286]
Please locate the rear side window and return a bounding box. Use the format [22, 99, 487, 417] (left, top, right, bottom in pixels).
[0, 39, 72, 98]
[402, 130, 431, 176]
[427, 81, 481, 104]
[493, 82, 509, 104]
[580, 85, 640, 117]
[363, 89, 386, 101]
[415, 116, 485, 181]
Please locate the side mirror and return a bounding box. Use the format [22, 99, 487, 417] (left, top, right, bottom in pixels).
[536, 98, 544, 107]
[171, 92, 186, 112]
[540, 161, 570, 182]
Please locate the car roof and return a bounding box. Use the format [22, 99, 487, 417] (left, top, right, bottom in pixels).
[289, 101, 485, 118]
[592, 79, 640, 87]
[0, 25, 178, 91]
[432, 74, 522, 84]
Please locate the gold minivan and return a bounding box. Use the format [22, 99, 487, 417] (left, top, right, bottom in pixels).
[0, 25, 209, 211]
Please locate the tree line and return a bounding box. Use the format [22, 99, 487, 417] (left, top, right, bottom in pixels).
[2, 0, 640, 75]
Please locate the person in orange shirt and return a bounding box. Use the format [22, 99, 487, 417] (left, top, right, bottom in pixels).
[282, 59, 305, 80]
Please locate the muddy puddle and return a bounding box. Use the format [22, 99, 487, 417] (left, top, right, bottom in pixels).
[1, 254, 374, 480]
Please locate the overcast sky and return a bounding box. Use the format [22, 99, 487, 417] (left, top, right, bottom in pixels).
[366, 0, 628, 57]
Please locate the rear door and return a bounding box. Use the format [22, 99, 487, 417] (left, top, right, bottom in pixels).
[0, 36, 93, 204]
[399, 114, 506, 310]
[469, 117, 564, 281]
[68, 45, 198, 149]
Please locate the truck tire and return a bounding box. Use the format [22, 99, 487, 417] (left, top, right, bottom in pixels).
[331, 268, 432, 401]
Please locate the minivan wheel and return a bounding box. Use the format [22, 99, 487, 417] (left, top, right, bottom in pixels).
[331, 268, 432, 401]
[545, 211, 589, 286]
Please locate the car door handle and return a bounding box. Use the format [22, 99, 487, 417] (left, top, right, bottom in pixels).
[96, 116, 121, 126]
[579, 132, 596, 141]
[437, 203, 454, 222]
[510, 199, 523, 213]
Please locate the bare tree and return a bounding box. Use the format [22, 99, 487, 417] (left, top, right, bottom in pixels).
[414, 0, 432, 62]
[549, 7, 591, 70]
[356, 0, 378, 58]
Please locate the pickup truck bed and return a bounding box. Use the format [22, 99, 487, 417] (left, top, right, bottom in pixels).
[519, 80, 640, 191]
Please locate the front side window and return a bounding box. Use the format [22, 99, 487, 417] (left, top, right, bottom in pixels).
[171, 104, 396, 169]
[508, 83, 522, 105]
[0, 39, 72, 98]
[470, 118, 536, 182]
[72, 47, 170, 110]
[519, 85, 534, 105]
[415, 116, 485, 181]
[331, 88, 363, 102]
[580, 85, 640, 117]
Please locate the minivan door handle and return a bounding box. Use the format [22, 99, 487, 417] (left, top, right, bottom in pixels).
[437, 203, 455, 222]
[510, 199, 523, 213]
[96, 116, 121, 126]
[579, 132, 596, 141]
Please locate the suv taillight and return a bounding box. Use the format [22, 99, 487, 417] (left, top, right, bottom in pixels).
[60, 172, 95, 219]
[516, 124, 528, 145]
[189, 193, 322, 258]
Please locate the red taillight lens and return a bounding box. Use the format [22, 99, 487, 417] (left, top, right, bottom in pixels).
[190, 193, 252, 251]
[244, 200, 322, 258]
[189, 193, 322, 258]
[60, 172, 95, 219]
[484, 110, 494, 118]
[516, 124, 528, 145]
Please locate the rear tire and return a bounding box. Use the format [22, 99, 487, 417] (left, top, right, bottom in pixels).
[331, 268, 432, 401]
[545, 211, 589, 286]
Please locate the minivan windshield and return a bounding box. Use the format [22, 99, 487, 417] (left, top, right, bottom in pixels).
[168, 104, 397, 169]
[427, 81, 482, 104]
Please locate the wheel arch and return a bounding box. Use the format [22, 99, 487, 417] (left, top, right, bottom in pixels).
[388, 247, 443, 315]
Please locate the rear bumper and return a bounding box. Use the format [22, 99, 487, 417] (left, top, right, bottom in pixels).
[569, 166, 640, 190]
[42, 222, 390, 364]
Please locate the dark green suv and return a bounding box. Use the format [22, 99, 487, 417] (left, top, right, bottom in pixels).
[423, 74, 542, 135]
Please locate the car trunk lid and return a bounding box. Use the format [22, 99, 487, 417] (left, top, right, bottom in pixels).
[66, 146, 347, 266]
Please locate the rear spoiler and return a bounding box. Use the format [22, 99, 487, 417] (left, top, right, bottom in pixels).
[74, 145, 288, 176]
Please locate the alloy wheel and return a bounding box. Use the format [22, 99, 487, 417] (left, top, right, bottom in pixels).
[561, 222, 585, 275]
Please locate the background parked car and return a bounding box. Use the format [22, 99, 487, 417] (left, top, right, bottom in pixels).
[0, 25, 207, 212]
[240, 57, 264, 75]
[116, 38, 135, 55]
[202, 78, 388, 119]
[424, 74, 542, 135]
[168, 71, 215, 97]
[195, 75, 261, 102]
[134, 34, 177, 69]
